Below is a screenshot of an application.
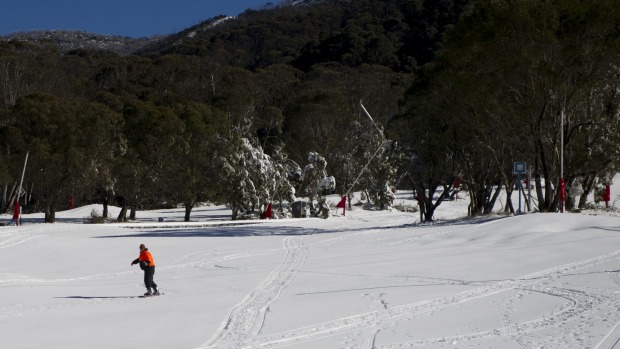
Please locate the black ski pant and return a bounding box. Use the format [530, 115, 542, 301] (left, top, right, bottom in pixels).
[143, 266, 157, 292]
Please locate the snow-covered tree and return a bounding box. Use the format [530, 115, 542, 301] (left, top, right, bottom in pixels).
[369, 141, 399, 210]
[217, 137, 295, 220]
[301, 152, 335, 218]
[344, 119, 400, 210]
[269, 143, 298, 209]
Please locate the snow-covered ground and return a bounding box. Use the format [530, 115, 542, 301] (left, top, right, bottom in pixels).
[2, 187, 620, 349]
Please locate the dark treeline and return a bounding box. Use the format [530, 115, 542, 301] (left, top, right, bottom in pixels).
[2, 0, 620, 222]
[392, 0, 620, 219]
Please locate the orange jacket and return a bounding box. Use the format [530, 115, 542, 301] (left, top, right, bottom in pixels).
[137, 249, 155, 267]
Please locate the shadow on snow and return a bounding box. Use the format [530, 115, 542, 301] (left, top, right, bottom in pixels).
[94, 225, 325, 239]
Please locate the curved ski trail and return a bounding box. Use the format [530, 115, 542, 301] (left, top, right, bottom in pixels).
[202, 235, 308, 349]
[237, 247, 620, 348]
[594, 271, 620, 349]
[0, 224, 61, 249]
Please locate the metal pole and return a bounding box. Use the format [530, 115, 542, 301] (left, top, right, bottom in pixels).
[518, 174, 522, 214]
[528, 167, 531, 211]
[560, 110, 564, 213]
[345, 140, 386, 196]
[360, 101, 384, 138]
[346, 101, 386, 197]
[17, 151, 29, 204]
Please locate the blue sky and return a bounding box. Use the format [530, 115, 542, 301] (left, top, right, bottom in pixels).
[0, 0, 281, 38]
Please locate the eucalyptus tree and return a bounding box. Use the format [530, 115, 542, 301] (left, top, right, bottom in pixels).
[392, 72, 459, 222]
[442, 0, 620, 212]
[0, 46, 29, 108]
[0, 42, 65, 108]
[2, 94, 123, 222]
[114, 99, 184, 221]
[398, 0, 620, 217]
[0, 106, 14, 212]
[168, 103, 228, 221]
[280, 63, 409, 203]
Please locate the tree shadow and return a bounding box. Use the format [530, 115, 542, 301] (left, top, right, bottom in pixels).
[95, 225, 322, 238]
[92, 216, 502, 239]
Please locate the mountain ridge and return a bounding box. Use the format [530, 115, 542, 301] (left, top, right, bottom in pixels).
[1, 29, 165, 55]
[0, 0, 321, 55]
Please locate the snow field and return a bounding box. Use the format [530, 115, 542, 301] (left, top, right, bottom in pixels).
[3, 191, 620, 348]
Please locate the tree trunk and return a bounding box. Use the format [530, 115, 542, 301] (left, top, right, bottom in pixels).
[534, 175, 545, 211]
[1, 183, 7, 212]
[484, 181, 502, 214]
[44, 202, 56, 223]
[116, 196, 126, 222]
[521, 187, 531, 212]
[117, 207, 126, 222]
[130, 207, 136, 220]
[534, 138, 557, 212]
[308, 194, 316, 217]
[469, 187, 487, 216]
[184, 203, 193, 222]
[579, 175, 597, 209]
[424, 202, 436, 222]
[102, 198, 108, 219]
[565, 177, 576, 211]
[415, 189, 427, 222]
[231, 201, 239, 220]
[417, 185, 449, 222]
[504, 180, 515, 214]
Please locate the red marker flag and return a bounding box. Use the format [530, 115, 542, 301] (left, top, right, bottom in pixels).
[264, 203, 273, 219]
[336, 196, 346, 208]
[336, 196, 346, 216]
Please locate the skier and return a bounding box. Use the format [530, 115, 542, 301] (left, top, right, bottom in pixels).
[131, 244, 160, 296]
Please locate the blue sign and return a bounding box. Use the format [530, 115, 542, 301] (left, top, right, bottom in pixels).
[514, 162, 526, 174]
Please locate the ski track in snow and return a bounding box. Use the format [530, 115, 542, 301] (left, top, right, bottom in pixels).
[500, 288, 528, 348]
[0, 224, 57, 248]
[359, 327, 380, 349]
[217, 245, 620, 348]
[608, 270, 620, 288]
[596, 319, 620, 349]
[0, 233, 44, 248]
[372, 219, 500, 247]
[593, 271, 620, 349]
[201, 235, 308, 349]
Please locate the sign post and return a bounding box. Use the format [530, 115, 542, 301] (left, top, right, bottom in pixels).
[514, 162, 527, 214]
[528, 167, 532, 211]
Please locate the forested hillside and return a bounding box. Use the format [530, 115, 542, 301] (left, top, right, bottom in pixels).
[142, 0, 467, 72]
[2, 0, 620, 223]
